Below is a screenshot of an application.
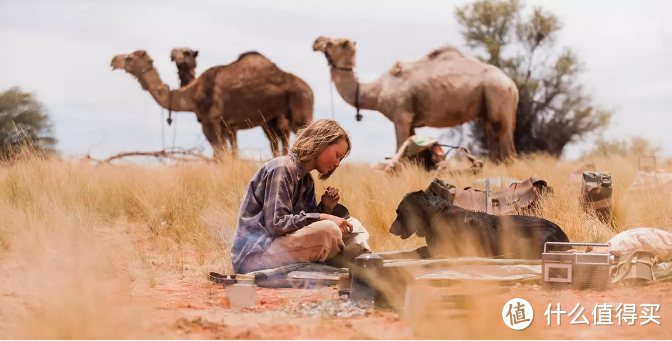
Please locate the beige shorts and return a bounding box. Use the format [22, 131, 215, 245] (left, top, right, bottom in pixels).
[239, 217, 370, 273]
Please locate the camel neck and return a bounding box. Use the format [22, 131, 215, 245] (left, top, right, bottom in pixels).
[177, 66, 196, 88]
[330, 69, 381, 113]
[138, 69, 197, 112]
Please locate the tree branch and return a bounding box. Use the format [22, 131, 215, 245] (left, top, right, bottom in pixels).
[83, 147, 214, 165]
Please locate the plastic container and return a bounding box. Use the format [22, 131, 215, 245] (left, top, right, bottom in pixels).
[226, 278, 257, 308]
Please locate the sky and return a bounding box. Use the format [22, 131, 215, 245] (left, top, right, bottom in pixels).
[0, 0, 670, 164]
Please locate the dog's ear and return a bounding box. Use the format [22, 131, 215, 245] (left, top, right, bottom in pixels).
[421, 191, 451, 215]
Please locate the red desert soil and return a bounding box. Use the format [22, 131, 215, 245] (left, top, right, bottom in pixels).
[130, 270, 672, 340]
[135, 273, 411, 340]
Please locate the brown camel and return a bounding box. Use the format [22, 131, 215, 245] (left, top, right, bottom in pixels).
[312, 36, 519, 161]
[169, 48, 296, 157]
[110, 50, 313, 159]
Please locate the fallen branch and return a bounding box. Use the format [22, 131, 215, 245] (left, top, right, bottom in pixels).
[83, 147, 213, 165]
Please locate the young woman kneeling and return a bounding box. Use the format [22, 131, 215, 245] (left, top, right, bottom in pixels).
[231, 119, 371, 274]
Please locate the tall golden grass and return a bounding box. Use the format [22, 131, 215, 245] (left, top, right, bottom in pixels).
[0, 149, 670, 338]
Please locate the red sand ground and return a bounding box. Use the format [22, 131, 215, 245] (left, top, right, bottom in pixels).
[6, 239, 667, 339]
[135, 273, 412, 339]
[131, 270, 672, 340]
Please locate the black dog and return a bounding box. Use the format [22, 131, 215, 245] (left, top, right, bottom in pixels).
[389, 191, 569, 259]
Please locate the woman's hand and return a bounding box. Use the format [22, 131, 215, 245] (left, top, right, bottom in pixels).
[319, 213, 353, 234]
[320, 186, 340, 214]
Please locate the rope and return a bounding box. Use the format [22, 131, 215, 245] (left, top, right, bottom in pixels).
[323, 51, 359, 121]
[438, 143, 462, 150]
[172, 114, 178, 149]
[355, 82, 362, 121]
[329, 78, 335, 120]
[161, 108, 165, 150]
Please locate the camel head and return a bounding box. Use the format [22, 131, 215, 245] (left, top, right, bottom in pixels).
[170, 48, 198, 70]
[312, 36, 357, 69]
[110, 50, 154, 77]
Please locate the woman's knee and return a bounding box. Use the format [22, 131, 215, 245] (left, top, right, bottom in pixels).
[300, 220, 344, 261]
[309, 220, 343, 240]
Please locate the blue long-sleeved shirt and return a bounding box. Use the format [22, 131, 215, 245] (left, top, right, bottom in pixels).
[231, 152, 321, 273]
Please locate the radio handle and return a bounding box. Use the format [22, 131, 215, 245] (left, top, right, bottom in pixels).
[543, 242, 610, 254]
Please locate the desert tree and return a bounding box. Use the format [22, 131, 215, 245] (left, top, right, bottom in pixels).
[584, 137, 662, 158]
[0, 87, 57, 158]
[449, 0, 612, 157]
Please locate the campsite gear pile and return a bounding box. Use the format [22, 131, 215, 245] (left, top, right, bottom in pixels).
[209, 227, 672, 313]
[209, 164, 672, 313]
[541, 242, 613, 291]
[539, 228, 672, 291]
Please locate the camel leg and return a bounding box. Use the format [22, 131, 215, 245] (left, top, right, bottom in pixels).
[287, 89, 314, 133]
[393, 112, 414, 152]
[228, 127, 239, 158]
[218, 120, 239, 158]
[483, 84, 518, 162]
[490, 106, 517, 162]
[263, 119, 280, 158]
[498, 127, 517, 162]
[201, 120, 226, 161]
[483, 121, 501, 162]
[275, 114, 291, 156]
[279, 128, 290, 156]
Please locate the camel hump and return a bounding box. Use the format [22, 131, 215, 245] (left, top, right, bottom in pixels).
[390, 61, 404, 76]
[426, 46, 463, 59]
[237, 51, 265, 61]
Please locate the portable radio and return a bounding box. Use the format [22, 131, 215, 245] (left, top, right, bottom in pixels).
[542, 242, 612, 291]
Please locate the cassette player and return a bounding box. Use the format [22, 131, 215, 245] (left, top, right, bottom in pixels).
[542, 242, 613, 291]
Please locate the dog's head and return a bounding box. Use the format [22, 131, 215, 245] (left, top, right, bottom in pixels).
[389, 191, 448, 239]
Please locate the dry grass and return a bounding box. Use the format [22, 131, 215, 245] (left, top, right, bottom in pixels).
[0, 150, 670, 338]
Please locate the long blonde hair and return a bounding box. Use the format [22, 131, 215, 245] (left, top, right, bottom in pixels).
[291, 119, 351, 170]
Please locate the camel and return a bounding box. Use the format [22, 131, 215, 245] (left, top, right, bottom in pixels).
[170, 47, 198, 88]
[110, 50, 313, 159]
[312, 36, 519, 161]
[169, 48, 297, 157]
